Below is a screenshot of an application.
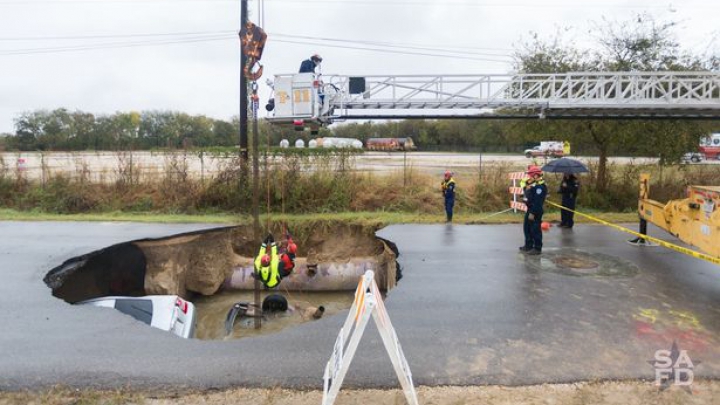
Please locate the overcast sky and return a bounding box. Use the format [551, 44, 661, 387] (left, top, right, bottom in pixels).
[0, 0, 717, 134]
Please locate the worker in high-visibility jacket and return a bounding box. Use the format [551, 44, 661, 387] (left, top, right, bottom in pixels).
[254, 234, 295, 289]
[519, 166, 547, 255]
[441, 170, 456, 222]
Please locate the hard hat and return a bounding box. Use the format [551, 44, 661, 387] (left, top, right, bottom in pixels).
[260, 254, 271, 267]
[287, 241, 297, 254]
[444, 170, 452, 179]
[526, 166, 542, 176]
[541, 221, 550, 231]
[311, 54, 322, 62]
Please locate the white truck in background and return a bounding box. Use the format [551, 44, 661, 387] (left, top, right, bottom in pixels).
[524, 141, 564, 158]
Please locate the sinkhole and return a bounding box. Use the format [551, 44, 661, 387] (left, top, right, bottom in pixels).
[43, 222, 401, 340]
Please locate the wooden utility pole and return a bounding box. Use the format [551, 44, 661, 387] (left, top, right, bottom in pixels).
[239, 0, 262, 329]
[239, 0, 248, 163]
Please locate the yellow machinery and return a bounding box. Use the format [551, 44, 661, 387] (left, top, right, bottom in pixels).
[635, 173, 720, 258]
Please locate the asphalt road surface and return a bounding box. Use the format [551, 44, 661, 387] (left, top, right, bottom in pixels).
[1, 221, 719, 391]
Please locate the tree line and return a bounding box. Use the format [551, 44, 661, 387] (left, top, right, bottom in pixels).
[1, 13, 716, 168]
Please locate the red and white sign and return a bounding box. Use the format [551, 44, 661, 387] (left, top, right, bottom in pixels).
[511, 200, 528, 212]
[508, 172, 527, 213]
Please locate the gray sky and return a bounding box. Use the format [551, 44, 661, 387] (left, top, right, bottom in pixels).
[0, 0, 717, 134]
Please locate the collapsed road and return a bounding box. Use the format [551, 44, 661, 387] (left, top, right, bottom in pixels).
[1, 221, 719, 391]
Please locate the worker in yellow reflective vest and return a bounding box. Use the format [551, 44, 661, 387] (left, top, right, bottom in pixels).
[254, 233, 296, 289]
[254, 234, 282, 288]
[441, 170, 456, 222]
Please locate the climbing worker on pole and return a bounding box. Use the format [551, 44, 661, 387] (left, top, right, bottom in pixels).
[441, 170, 456, 222]
[519, 166, 547, 255]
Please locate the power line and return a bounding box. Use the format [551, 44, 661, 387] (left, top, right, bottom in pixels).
[272, 39, 511, 63]
[0, 30, 514, 58]
[271, 33, 513, 57]
[0, 35, 231, 56]
[0, 30, 514, 63]
[0, 33, 513, 64]
[0, 31, 234, 41]
[0, 0, 714, 9]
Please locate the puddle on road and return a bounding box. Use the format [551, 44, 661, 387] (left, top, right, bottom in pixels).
[194, 290, 355, 340]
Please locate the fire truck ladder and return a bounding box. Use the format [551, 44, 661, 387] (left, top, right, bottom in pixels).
[268, 71, 720, 126]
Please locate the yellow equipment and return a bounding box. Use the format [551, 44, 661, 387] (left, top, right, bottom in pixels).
[634, 173, 720, 259]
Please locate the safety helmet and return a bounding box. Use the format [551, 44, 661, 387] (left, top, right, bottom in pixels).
[526, 166, 543, 176]
[260, 254, 271, 267]
[311, 54, 322, 63]
[444, 170, 452, 179]
[287, 241, 297, 254]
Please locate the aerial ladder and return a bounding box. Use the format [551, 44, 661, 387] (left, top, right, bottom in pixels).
[266, 71, 720, 132]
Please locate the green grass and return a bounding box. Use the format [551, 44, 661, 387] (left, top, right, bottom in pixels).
[0, 208, 640, 225]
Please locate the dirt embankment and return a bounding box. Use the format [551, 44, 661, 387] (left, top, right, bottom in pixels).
[2, 381, 719, 405]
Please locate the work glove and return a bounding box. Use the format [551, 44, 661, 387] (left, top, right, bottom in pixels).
[528, 213, 535, 221]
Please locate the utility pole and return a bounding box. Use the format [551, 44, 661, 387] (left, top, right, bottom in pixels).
[239, 0, 248, 162]
[239, 0, 261, 330]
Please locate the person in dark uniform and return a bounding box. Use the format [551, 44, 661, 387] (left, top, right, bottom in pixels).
[299, 54, 322, 73]
[441, 170, 456, 222]
[519, 166, 547, 255]
[559, 173, 580, 228]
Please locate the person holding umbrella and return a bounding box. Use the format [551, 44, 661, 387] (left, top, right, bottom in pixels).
[519, 166, 547, 255]
[559, 174, 580, 228]
[541, 158, 588, 229]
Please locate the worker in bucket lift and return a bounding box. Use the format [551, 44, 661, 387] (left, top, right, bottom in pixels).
[253, 234, 296, 289]
[299, 54, 322, 73]
[519, 166, 547, 255]
[441, 170, 456, 222]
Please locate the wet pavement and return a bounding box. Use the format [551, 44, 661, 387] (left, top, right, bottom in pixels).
[1, 221, 719, 390]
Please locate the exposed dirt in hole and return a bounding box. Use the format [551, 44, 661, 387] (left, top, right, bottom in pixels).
[44, 221, 399, 304]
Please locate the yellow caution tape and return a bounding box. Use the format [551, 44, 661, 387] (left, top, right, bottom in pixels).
[546, 200, 720, 266]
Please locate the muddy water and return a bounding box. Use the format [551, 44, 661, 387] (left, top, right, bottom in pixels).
[193, 290, 355, 340]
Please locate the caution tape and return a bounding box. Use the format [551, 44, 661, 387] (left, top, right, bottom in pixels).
[546, 200, 720, 266]
[477, 207, 515, 220]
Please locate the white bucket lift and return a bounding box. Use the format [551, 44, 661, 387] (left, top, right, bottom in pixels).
[270, 73, 334, 131]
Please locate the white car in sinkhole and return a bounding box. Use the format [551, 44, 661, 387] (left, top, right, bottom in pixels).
[77, 295, 197, 339]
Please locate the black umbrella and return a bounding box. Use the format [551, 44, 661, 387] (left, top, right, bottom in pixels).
[541, 157, 589, 174]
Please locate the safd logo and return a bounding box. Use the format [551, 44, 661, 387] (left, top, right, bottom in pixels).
[650, 341, 700, 394]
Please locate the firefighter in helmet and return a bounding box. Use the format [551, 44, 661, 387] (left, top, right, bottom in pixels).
[519, 166, 547, 255]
